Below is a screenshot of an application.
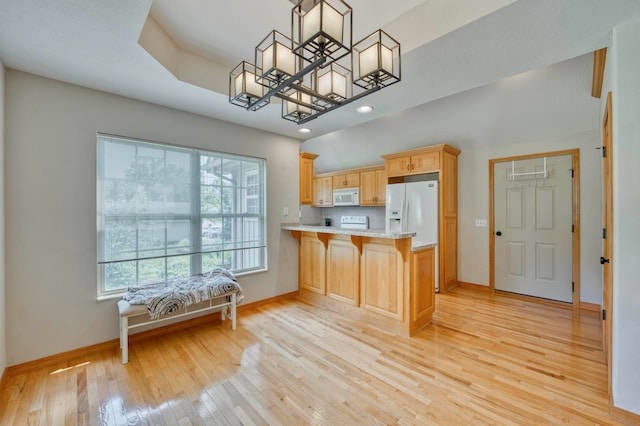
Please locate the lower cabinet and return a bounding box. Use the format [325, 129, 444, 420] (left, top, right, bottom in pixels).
[300, 233, 326, 295]
[410, 246, 436, 334]
[360, 241, 404, 320]
[289, 229, 436, 335]
[327, 237, 360, 306]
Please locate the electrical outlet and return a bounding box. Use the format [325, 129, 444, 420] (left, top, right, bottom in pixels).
[475, 219, 487, 227]
[282, 207, 289, 216]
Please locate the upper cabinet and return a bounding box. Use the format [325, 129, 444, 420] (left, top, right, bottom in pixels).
[360, 167, 387, 206]
[299, 152, 318, 205]
[385, 151, 440, 177]
[332, 172, 360, 189]
[313, 176, 333, 207]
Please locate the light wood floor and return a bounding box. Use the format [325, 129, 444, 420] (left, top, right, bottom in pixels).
[0, 287, 620, 425]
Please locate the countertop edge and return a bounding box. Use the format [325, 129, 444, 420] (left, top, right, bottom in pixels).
[281, 224, 415, 240]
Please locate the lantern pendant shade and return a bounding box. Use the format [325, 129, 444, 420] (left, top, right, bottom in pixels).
[302, 2, 343, 45]
[315, 62, 351, 105]
[282, 87, 318, 123]
[256, 31, 298, 88]
[352, 29, 401, 90]
[358, 43, 393, 78]
[229, 61, 269, 110]
[292, 0, 352, 66]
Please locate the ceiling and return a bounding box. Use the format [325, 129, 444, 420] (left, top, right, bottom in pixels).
[2, 0, 640, 172]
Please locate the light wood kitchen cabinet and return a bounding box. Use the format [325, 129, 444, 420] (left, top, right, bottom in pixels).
[285, 226, 435, 336]
[360, 168, 387, 206]
[360, 240, 404, 320]
[382, 144, 460, 293]
[409, 247, 436, 334]
[385, 151, 439, 178]
[327, 236, 360, 306]
[332, 172, 360, 188]
[313, 176, 333, 206]
[299, 152, 318, 204]
[300, 233, 326, 295]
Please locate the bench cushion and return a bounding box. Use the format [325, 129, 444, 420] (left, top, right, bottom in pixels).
[117, 299, 148, 317]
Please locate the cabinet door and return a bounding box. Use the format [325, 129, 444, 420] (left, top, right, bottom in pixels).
[300, 235, 326, 294]
[313, 177, 324, 206]
[313, 177, 333, 206]
[360, 169, 386, 206]
[375, 169, 387, 204]
[327, 238, 360, 305]
[344, 172, 360, 188]
[411, 152, 440, 174]
[300, 157, 314, 204]
[332, 175, 345, 188]
[386, 156, 411, 177]
[322, 177, 334, 206]
[410, 247, 435, 334]
[359, 171, 376, 205]
[361, 242, 403, 320]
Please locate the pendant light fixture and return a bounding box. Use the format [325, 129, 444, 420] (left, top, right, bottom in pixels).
[229, 0, 401, 125]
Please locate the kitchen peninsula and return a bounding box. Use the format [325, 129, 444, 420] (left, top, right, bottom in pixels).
[282, 224, 436, 335]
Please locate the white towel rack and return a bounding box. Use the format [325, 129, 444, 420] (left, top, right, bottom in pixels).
[508, 157, 548, 181]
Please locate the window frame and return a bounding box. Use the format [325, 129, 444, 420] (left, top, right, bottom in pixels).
[96, 134, 267, 298]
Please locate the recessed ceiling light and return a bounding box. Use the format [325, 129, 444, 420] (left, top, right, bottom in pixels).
[357, 105, 374, 114]
[299, 128, 312, 134]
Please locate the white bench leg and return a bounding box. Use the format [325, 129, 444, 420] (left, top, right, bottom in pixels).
[120, 316, 129, 364]
[231, 292, 237, 330]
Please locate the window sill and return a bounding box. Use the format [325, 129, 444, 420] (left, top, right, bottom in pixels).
[96, 268, 268, 301]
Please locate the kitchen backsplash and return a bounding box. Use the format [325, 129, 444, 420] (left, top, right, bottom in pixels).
[300, 205, 386, 230]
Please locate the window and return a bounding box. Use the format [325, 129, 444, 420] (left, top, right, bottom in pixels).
[97, 134, 266, 296]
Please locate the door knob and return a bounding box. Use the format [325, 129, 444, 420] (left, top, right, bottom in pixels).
[495, 231, 502, 236]
[600, 256, 610, 264]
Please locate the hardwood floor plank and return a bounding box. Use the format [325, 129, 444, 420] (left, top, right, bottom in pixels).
[0, 288, 627, 425]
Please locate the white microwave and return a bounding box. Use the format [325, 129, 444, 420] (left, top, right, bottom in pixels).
[333, 188, 359, 206]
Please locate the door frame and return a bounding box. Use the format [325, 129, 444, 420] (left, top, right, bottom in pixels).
[489, 149, 581, 311]
[601, 92, 613, 399]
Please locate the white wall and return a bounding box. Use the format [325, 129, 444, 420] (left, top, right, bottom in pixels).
[4, 70, 301, 366]
[458, 130, 603, 304]
[0, 59, 6, 375]
[608, 20, 640, 415]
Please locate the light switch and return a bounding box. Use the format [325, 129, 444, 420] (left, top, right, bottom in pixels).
[283, 207, 289, 216]
[475, 219, 487, 227]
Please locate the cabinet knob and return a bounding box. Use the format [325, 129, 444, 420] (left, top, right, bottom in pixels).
[411, 163, 415, 170]
[406, 164, 410, 171]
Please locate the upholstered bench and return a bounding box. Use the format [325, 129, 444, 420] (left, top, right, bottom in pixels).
[117, 269, 242, 364]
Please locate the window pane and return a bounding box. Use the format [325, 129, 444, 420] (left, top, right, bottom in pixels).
[167, 255, 191, 280]
[166, 220, 191, 255]
[222, 187, 234, 214]
[98, 135, 266, 295]
[104, 261, 136, 291]
[222, 158, 240, 187]
[104, 219, 137, 262]
[202, 251, 231, 271]
[202, 218, 223, 245]
[201, 186, 221, 214]
[201, 155, 222, 185]
[138, 257, 166, 284]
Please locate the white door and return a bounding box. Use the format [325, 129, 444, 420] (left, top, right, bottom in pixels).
[494, 154, 573, 302]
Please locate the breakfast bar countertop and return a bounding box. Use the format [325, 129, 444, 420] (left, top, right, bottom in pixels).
[281, 223, 416, 240]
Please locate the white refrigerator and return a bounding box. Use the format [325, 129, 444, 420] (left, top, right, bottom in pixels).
[386, 181, 439, 290]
